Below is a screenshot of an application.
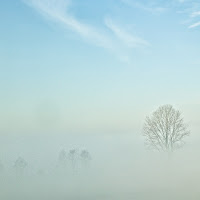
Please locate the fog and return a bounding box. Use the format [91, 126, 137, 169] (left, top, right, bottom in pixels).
[0, 132, 199, 200]
[2, 0, 200, 199]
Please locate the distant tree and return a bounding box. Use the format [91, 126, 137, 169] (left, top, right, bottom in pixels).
[58, 149, 67, 166]
[0, 161, 4, 174]
[57, 149, 68, 175]
[37, 169, 45, 176]
[80, 150, 92, 168]
[14, 157, 27, 176]
[143, 105, 190, 153]
[68, 149, 78, 170]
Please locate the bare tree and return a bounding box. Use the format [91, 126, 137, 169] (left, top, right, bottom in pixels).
[14, 157, 27, 176]
[68, 149, 78, 170]
[57, 149, 67, 174]
[143, 105, 190, 152]
[80, 150, 92, 169]
[58, 149, 67, 166]
[0, 161, 4, 174]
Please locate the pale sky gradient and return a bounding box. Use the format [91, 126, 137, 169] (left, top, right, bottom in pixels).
[0, 0, 200, 135]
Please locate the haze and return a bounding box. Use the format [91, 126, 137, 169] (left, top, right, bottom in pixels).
[0, 0, 200, 199]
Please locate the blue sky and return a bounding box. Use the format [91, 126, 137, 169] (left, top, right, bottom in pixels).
[0, 0, 200, 135]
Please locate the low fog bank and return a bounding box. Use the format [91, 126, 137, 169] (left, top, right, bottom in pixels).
[0, 133, 199, 200]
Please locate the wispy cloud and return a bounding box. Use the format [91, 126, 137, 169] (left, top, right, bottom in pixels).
[121, 0, 167, 14]
[22, 0, 149, 62]
[121, 0, 200, 29]
[174, 0, 200, 28]
[105, 18, 149, 48]
[190, 11, 200, 17]
[189, 21, 200, 28]
[23, 0, 114, 49]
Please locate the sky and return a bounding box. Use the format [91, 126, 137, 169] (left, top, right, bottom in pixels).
[0, 0, 200, 137]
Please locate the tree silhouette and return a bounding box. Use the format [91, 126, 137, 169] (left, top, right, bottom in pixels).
[143, 104, 190, 152]
[58, 149, 67, 166]
[80, 150, 92, 168]
[0, 161, 4, 174]
[68, 149, 78, 170]
[14, 157, 27, 176]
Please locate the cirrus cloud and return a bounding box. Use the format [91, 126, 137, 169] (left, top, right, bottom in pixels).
[22, 0, 149, 62]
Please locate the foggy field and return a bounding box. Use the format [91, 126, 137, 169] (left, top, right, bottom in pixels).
[0, 161, 199, 200]
[0, 133, 199, 200]
[1, 0, 200, 199]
